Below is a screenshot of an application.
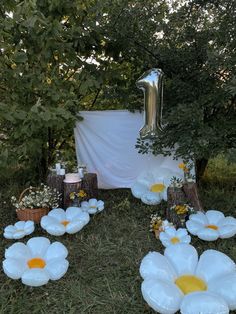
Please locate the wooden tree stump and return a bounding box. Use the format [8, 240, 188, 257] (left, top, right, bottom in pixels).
[183, 182, 204, 212]
[166, 187, 188, 228]
[81, 173, 98, 200]
[46, 173, 65, 208]
[166, 183, 204, 228]
[63, 181, 82, 208]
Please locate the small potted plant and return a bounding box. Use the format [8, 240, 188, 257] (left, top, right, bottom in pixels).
[11, 184, 61, 223]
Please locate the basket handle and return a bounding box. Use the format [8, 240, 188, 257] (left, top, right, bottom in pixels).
[19, 187, 36, 202]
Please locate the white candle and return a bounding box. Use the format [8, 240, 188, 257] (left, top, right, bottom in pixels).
[56, 163, 61, 175]
[59, 168, 65, 175]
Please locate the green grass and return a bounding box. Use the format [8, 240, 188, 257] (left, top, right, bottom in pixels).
[0, 160, 236, 313]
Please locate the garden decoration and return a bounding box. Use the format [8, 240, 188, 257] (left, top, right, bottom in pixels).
[41, 207, 90, 236]
[11, 184, 61, 223]
[80, 198, 104, 214]
[140, 243, 236, 314]
[69, 189, 87, 207]
[136, 68, 164, 139]
[3, 221, 34, 239]
[149, 214, 173, 238]
[131, 169, 179, 205]
[159, 226, 191, 247]
[3, 237, 69, 287]
[186, 210, 236, 241]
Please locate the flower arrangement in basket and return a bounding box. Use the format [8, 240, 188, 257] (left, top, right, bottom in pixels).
[11, 184, 61, 223]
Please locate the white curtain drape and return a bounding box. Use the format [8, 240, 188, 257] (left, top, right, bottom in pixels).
[74, 110, 184, 189]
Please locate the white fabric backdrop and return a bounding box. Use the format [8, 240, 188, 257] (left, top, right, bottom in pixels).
[74, 110, 184, 189]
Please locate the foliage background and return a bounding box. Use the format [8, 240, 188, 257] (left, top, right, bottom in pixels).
[0, 0, 235, 184]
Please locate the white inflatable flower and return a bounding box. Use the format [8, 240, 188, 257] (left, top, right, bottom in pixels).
[159, 227, 191, 247]
[41, 207, 90, 236]
[4, 221, 34, 239]
[131, 168, 181, 205]
[3, 237, 69, 286]
[80, 199, 104, 214]
[140, 244, 236, 314]
[186, 210, 236, 241]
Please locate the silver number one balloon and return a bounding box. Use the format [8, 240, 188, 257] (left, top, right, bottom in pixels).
[136, 68, 164, 139]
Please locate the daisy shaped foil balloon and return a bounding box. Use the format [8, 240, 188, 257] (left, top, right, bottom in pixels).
[4, 221, 34, 239]
[80, 198, 104, 214]
[159, 227, 191, 247]
[186, 210, 236, 241]
[131, 168, 181, 205]
[140, 244, 236, 314]
[3, 237, 69, 286]
[41, 207, 90, 236]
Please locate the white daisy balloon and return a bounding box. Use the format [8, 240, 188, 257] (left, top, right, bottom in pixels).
[159, 227, 191, 247]
[140, 244, 236, 314]
[80, 199, 104, 214]
[186, 210, 236, 241]
[131, 168, 181, 205]
[3, 237, 69, 286]
[41, 207, 90, 236]
[3, 221, 34, 239]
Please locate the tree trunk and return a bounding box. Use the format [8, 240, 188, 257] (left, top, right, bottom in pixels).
[195, 158, 208, 183]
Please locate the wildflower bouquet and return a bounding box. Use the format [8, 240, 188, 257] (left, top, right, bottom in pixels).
[11, 184, 61, 210]
[69, 189, 87, 205]
[150, 214, 173, 238]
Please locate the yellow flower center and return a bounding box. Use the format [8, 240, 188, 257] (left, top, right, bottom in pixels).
[175, 275, 207, 295]
[171, 237, 180, 244]
[150, 183, 165, 193]
[15, 229, 24, 233]
[27, 257, 46, 269]
[206, 224, 218, 230]
[61, 220, 70, 227]
[90, 206, 97, 209]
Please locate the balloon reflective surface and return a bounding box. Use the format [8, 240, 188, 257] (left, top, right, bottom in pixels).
[136, 68, 164, 139]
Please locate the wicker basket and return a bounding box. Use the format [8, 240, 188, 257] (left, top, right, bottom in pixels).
[16, 187, 50, 223]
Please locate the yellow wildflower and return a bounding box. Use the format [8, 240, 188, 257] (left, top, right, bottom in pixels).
[78, 190, 87, 198]
[11, 63, 17, 69]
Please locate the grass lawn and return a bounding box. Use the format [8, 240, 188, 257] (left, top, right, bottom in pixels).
[0, 160, 236, 313]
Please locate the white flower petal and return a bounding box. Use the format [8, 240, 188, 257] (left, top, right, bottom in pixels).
[141, 191, 161, 205]
[46, 223, 65, 236]
[189, 212, 208, 225]
[48, 208, 66, 221]
[66, 207, 83, 220]
[196, 249, 235, 283]
[5, 242, 31, 260]
[176, 228, 188, 237]
[4, 225, 16, 233]
[197, 227, 219, 241]
[88, 208, 97, 214]
[13, 230, 26, 239]
[131, 182, 147, 199]
[44, 242, 68, 261]
[206, 210, 225, 224]
[208, 272, 236, 310]
[160, 238, 172, 248]
[164, 244, 198, 276]
[141, 278, 182, 314]
[179, 235, 191, 244]
[40, 215, 58, 229]
[66, 220, 85, 234]
[218, 216, 236, 227]
[27, 237, 51, 257]
[21, 269, 49, 287]
[165, 227, 177, 237]
[180, 291, 229, 314]
[24, 221, 35, 235]
[75, 212, 90, 225]
[140, 251, 177, 282]
[97, 200, 104, 210]
[218, 224, 236, 238]
[186, 220, 204, 235]
[3, 232, 14, 239]
[15, 221, 27, 229]
[88, 199, 97, 206]
[80, 201, 89, 209]
[45, 259, 69, 280]
[3, 258, 27, 279]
